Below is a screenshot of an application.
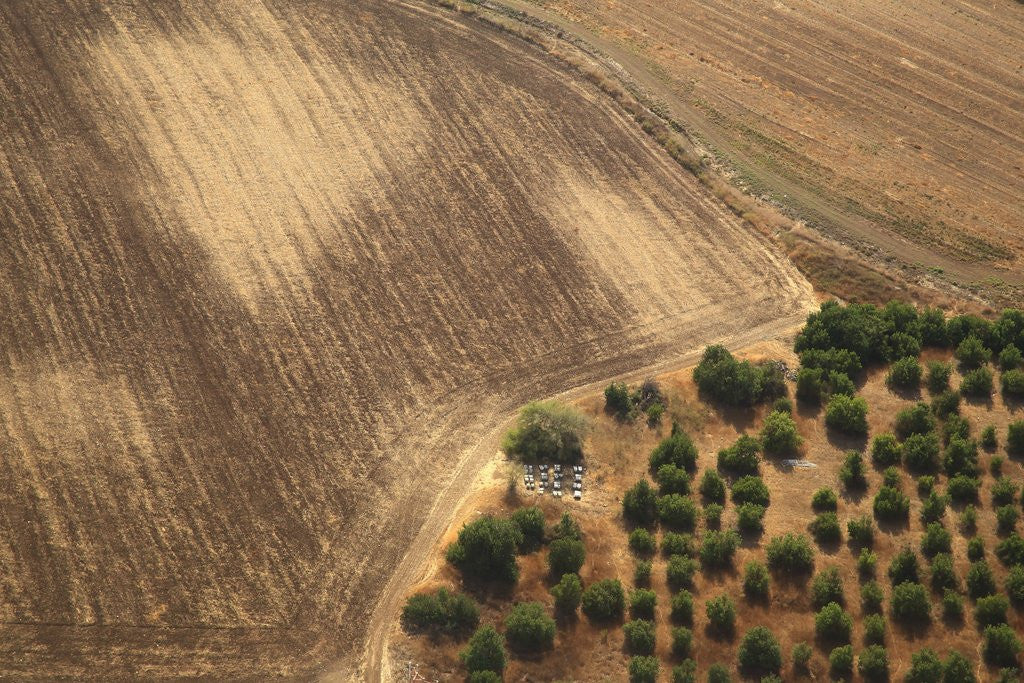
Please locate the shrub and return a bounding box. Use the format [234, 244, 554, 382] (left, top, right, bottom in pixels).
[667, 554, 699, 589]
[551, 573, 582, 614]
[646, 402, 665, 424]
[983, 624, 1023, 667]
[891, 581, 931, 623]
[509, 506, 546, 554]
[792, 641, 813, 673]
[996, 533, 1024, 566]
[942, 589, 965, 621]
[983, 426, 999, 450]
[548, 537, 585, 577]
[905, 648, 943, 683]
[699, 530, 740, 570]
[997, 505, 1019, 535]
[705, 594, 736, 636]
[672, 660, 697, 683]
[630, 588, 657, 620]
[947, 475, 980, 503]
[967, 536, 985, 562]
[693, 345, 782, 406]
[917, 475, 936, 496]
[829, 645, 854, 679]
[1002, 369, 1024, 398]
[623, 619, 656, 655]
[707, 663, 731, 683]
[605, 382, 632, 416]
[811, 567, 845, 609]
[926, 361, 953, 393]
[902, 432, 940, 472]
[581, 578, 625, 621]
[921, 522, 952, 557]
[967, 561, 997, 599]
[402, 588, 479, 635]
[941, 414, 970, 445]
[825, 394, 869, 435]
[1000, 343, 1024, 370]
[650, 432, 699, 472]
[871, 434, 902, 467]
[1006, 566, 1024, 604]
[961, 504, 979, 533]
[670, 589, 693, 625]
[873, 486, 910, 521]
[737, 503, 767, 534]
[716, 435, 761, 475]
[1010, 420, 1024, 456]
[700, 470, 726, 504]
[883, 466, 902, 489]
[961, 367, 994, 397]
[628, 655, 659, 683]
[656, 464, 691, 496]
[974, 594, 1009, 628]
[703, 503, 723, 527]
[766, 533, 815, 574]
[888, 547, 920, 585]
[812, 487, 838, 511]
[858, 549, 878, 579]
[943, 437, 978, 476]
[504, 602, 555, 652]
[815, 602, 852, 643]
[887, 356, 921, 390]
[861, 580, 884, 614]
[669, 626, 692, 658]
[658, 494, 698, 531]
[858, 645, 888, 681]
[446, 515, 522, 583]
[551, 512, 582, 541]
[760, 411, 802, 456]
[810, 512, 841, 544]
[932, 389, 961, 418]
[993, 477, 1019, 506]
[848, 515, 874, 547]
[943, 651, 976, 683]
[502, 401, 588, 463]
[895, 403, 935, 440]
[839, 451, 868, 490]
[661, 532, 694, 558]
[743, 561, 770, 600]
[738, 626, 783, 676]
[461, 626, 506, 674]
[634, 560, 651, 586]
[930, 553, 958, 591]
[956, 334, 991, 368]
[623, 480, 658, 525]
[629, 528, 656, 556]
[731, 475, 770, 506]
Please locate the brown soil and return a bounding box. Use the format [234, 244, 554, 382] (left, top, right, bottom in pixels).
[0, 0, 813, 678]
[398, 344, 1024, 681]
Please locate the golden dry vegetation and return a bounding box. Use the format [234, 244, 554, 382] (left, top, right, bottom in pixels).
[0, 0, 814, 677]
[398, 342, 1024, 681]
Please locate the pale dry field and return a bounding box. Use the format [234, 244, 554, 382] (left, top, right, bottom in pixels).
[0, 0, 812, 678]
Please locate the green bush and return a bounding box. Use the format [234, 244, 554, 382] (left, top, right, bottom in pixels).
[707, 663, 732, 683]
[605, 382, 632, 416]
[983, 624, 1023, 667]
[461, 625, 506, 674]
[931, 389, 961, 418]
[671, 660, 697, 683]
[656, 464, 691, 496]
[502, 400, 588, 463]
[634, 560, 651, 586]
[917, 474, 936, 495]
[887, 356, 921, 390]
[961, 367, 994, 397]
[848, 515, 874, 547]
[974, 594, 1009, 628]
[920, 490, 948, 524]
[811, 566, 845, 609]
[921, 522, 952, 557]
[446, 515, 522, 583]
[810, 512, 841, 544]
[630, 588, 657, 620]
[705, 594, 736, 636]
[888, 547, 920, 585]
[895, 401, 936, 438]
[838, 451, 868, 490]
[551, 573, 582, 614]
[815, 602, 852, 643]
[812, 487, 838, 511]
[737, 503, 766, 534]
[942, 651, 975, 683]
[700, 470, 726, 504]
[738, 626, 783, 676]
[829, 645, 854, 679]
[873, 486, 910, 521]
[629, 528, 656, 556]
[930, 553, 958, 591]
[902, 432, 940, 472]
[504, 602, 555, 652]
[943, 437, 978, 476]
[693, 345, 783, 406]
[926, 361, 953, 393]
[623, 619, 656, 655]
[717, 435, 761, 475]
[548, 537, 585, 577]
[997, 505, 1018, 534]
[1010, 420, 1024, 456]
[1003, 369, 1024, 398]
[731, 475, 770, 506]
[509, 506, 546, 553]
[657, 494, 698, 531]
[703, 503, 723, 528]
[983, 425, 999, 450]
[905, 648, 943, 683]
[1006, 566, 1024, 604]
[670, 589, 693, 625]
[743, 560, 770, 600]
[765, 533, 815, 574]
[942, 589, 965, 621]
[1000, 343, 1023, 370]
[402, 587, 479, 635]
[699, 530, 740, 570]
[650, 432, 699, 472]
[667, 554, 699, 589]
[623, 480, 658, 526]
[628, 655, 659, 683]
[967, 536, 985, 562]
[992, 477, 1019, 506]
[891, 581, 931, 623]
[858, 645, 888, 681]
[883, 466, 902, 489]
[996, 533, 1024, 566]
[858, 549, 878, 579]
[955, 334, 991, 368]
[671, 626, 693, 658]
[581, 578, 624, 621]
[551, 512, 582, 541]
[871, 434, 902, 467]
[760, 411, 802, 456]
[792, 642, 813, 673]
[825, 394, 869, 435]
[661, 532, 694, 558]
[967, 560, 997, 599]
[861, 580, 884, 614]
[947, 475, 980, 503]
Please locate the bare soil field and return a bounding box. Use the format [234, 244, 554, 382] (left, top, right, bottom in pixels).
[504, 0, 1024, 299]
[0, 0, 812, 677]
[398, 342, 1024, 681]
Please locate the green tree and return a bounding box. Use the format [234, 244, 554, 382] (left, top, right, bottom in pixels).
[943, 651, 977, 683]
[960, 367, 994, 397]
[650, 432, 699, 472]
[955, 334, 991, 368]
[891, 581, 931, 623]
[967, 560, 997, 599]
[926, 360, 953, 393]
[858, 645, 888, 682]
[887, 356, 922, 390]
[811, 566, 845, 609]
[581, 578, 624, 621]
[812, 487, 838, 511]
[630, 589, 656, 620]
[765, 533, 815, 574]
[743, 560, 770, 600]
[446, 515, 522, 583]
[547, 537, 585, 577]
[694, 345, 782, 406]
[623, 480, 658, 525]
[501, 400, 588, 463]
[550, 573, 582, 614]
[504, 602, 555, 652]
[825, 394, 868, 435]
[1010, 421, 1024, 456]
[510, 506, 545, 553]
[671, 626, 693, 658]
[829, 646, 854, 680]
[623, 619, 656, 655]
[605, 381, 632, 416]
[657, 494, 698, 530]
[839, 451, 868, 489]
[628, 655, 659, 683]
[1004, 369, 1024, 399]
[699, 529, 740, 570]
[401, 587, 479, 635]
[461, 625, 506, 674]
[888, 547, 920, 585]
[905, 648, 942, 683]
[717, 434, 761, 474]
[894, 401, 936, 438]
[670, 589, 694, 625]
[814, 602, 852, 643]
[1000, 344, 1023, 370]
[760, 411, 802, 456]
[731, 475, 770, 506]
[810, 512, 841, 544]
[871, 433, 902, 467]
[707, 663, 732, 683]
[700, 470, 726, 504]
[705, 594, 736, 636]
[657, 464, 691, 495]
[974, 594, 1009, 628]
[983, 624, 1023, 667]
[629, 528, 656, 556]
[738, 626, 782, 676]
[903, 432, 940, 472]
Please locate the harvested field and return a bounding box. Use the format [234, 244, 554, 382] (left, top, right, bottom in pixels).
[0, 0, 812, 677]
[504, 0, 1024, 294]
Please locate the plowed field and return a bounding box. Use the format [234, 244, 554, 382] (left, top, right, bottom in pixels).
[0, 0, 811, 677]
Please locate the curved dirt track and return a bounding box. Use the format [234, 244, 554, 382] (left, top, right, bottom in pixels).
[0, 0, 812, 678]
[510, 0, 1024, 287]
